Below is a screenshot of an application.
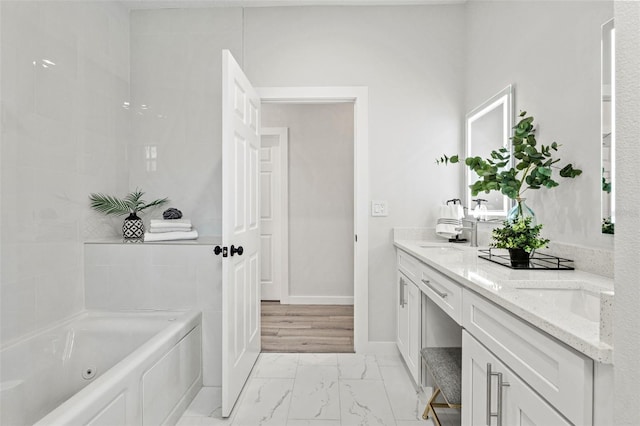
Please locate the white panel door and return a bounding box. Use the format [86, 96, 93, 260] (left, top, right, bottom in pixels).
[221, 49, 261, 417]
[260, 128, 288, 301]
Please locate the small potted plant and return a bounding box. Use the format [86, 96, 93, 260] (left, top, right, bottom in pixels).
[89, 189, 169, 239]
[490, 217, 550, 267]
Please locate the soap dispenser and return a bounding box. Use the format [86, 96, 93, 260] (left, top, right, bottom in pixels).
[472, 199, 488, 221]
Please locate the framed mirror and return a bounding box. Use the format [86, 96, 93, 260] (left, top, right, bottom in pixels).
[465, 85, 514, 217]
[601, 19, 615, 234]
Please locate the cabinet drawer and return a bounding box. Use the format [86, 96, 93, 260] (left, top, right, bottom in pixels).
[418, 263, 462, 325]
[397, 249, 420, 284]
[463, 290, 593, 426]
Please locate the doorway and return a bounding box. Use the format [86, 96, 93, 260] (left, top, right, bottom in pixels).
[260, 103, 355, 352]
[257, 86, 369, 354]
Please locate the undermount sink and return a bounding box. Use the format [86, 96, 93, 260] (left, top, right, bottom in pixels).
[418, 245, 463, 252]
[517, 287, 601, 323]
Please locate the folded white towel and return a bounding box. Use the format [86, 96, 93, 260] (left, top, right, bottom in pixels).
[144, 230, 199, 242]
[435, 205, 465, 239]
[148, 226, 193, 233]
[150, 219, 192, 228]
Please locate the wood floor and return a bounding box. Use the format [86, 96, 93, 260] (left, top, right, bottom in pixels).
[261, 301, 354, 353]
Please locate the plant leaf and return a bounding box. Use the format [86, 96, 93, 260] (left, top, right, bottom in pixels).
[559, 163, 582, 178]
[89, 193, 132, 216]
[537, 166, 552, 177]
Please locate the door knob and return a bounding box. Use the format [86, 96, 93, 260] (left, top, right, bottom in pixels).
[230, 245, 244, 256]
[214, 246, 228, 257]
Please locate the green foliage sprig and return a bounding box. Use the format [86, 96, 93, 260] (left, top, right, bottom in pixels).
[491, 217, 549, 253]
[437, 111, 582, 200]
[89, 189, 168, 216]
[602, 169, 612, 194]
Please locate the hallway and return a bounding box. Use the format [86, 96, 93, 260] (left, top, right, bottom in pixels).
[261, 302, 354, 353]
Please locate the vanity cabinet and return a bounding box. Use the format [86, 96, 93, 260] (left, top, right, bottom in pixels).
[396, 251, 422, 384]
[462, 331, 572, 426]
[395, 245, 599, 426]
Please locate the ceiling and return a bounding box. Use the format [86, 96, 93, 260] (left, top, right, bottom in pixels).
[121, 0, 467, 9]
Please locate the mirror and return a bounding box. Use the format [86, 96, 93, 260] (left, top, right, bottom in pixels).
[465, 85, 514, 217]
[601, 19, 615, 234]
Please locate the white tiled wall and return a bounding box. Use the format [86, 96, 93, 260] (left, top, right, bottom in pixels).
[84, 242, 222, 386]
[0, 1, 130, 346]
[129, 9, 243, 236]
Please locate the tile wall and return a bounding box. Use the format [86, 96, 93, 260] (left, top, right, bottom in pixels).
[0, 1, 130, 346]
[84, 241, 222, 386]
[129, 9, 243, 236]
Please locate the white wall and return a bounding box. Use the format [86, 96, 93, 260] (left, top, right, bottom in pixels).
[262, 103, 354, 301]
[129, 8, 243, 235]
[0, 1, 130, 345]
[465, 0, 614, 250]
[245, 5, 465, 341]
[613, 2, 640, 423]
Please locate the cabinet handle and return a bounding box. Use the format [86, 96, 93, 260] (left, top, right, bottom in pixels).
[496, 372, 509, 426]
[486, 363, 492, 426]
[400, 277, 408, 307]
[486, 363, 510, 426]
[403, 280, 408, 306]
[422, 279, 448, 299]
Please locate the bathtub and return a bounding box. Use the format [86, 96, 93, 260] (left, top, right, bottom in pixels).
[0, 309, 202, 426]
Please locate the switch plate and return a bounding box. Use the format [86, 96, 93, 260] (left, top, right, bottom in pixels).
[371, 200, 388, 217]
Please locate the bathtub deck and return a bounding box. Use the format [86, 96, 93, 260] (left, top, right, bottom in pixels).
[261, 302, 354, 353]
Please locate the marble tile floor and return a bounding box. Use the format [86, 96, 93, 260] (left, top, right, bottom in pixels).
[177, 352, 461, 426]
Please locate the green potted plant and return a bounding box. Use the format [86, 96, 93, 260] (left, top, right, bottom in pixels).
[491, 217, 550, 267]
[89, 189, 169, 239]
[438, 111, 582, 223]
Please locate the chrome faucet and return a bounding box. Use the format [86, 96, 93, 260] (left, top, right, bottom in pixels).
[458, 219, 479, 247]
[458, 217, 504, 248]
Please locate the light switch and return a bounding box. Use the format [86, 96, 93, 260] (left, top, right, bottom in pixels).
[371, 200, 389, 217]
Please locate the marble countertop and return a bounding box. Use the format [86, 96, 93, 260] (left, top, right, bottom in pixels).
[394, 239, 614, 364]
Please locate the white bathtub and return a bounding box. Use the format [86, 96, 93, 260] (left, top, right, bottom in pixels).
[0, 309, 202, 426]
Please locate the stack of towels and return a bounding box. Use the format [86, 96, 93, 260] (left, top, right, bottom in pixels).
[144, 219, 199, 242]
[435, 204, 465, 240]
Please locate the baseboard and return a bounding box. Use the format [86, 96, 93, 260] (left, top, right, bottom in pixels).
[284, 296, 354, 305]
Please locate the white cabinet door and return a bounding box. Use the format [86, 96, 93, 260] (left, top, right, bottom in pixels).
[462, 331, 572, 426]
[406, 280, 422, 383]
[396, 271, 409, 361]
[396, 270, 421, 385]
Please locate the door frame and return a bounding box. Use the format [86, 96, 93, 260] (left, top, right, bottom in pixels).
[260, 127, 289, 303]
[256, 86, 369, 353]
